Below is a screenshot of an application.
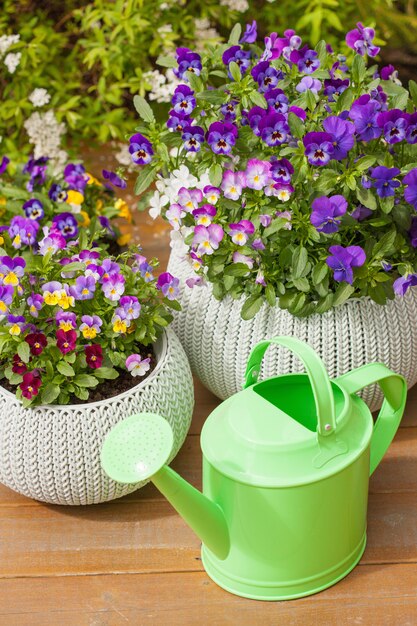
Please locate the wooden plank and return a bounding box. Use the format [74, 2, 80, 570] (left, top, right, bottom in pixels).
[0, 492, 416, 578]
[1, 564, 417, 626]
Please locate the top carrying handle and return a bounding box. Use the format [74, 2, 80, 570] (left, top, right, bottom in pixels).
[243, 336, 337, 437]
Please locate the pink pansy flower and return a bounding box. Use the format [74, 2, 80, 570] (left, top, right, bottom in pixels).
[276, 210, 293, 229]
[166, 204, 185, 230]
[203, 185, 221, 204]
[177, 187, 203, 212]
[229, 220, 255, 246]
[192, 204, 217, 226]
[274, 182, 294, 202]
[245, 159, 271, 190]
[232, 252, 254, 269]
[221, 170, 246, 200]
[126, 354, 151, 377]
[193, 224, 224, 256]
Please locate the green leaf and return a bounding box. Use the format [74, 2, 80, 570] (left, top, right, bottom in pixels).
[17, 342, 30, 364]
[241, 294, 263, 320]
[229, 61, 241, 82]
[356, 187, 377, 211]
[336, 87, 354, 112]
[134, 167, 157, 196]
[292, 277, 310, 292]
[73, 387, 89, 401]
[73, 374, 99, 388]
[355, 155, 377, 172]
[265, 284, 276, 306]
[196, 90, 225, 104]
[315, 293, 334, 314]
[391, 90, 409, 111]
[312, 261, 328, 285]
[248, 91, 267, 108]
[57, 361, 75, 377]
[292, 246, 308, 279]
[224, 263, 251, 277]
[288, 112, 304, 139]
[41, 383, 61, 405]
[305, 89, 316, 111]
[333, 283, 355, 307]
[156, 54, 177, 68]
[133, 95, 155, 124]
[228, 23, 242, 45]
[209, 162, 223, 187]
[372, 229, 397, 258]
[94, 367, 119, 379]
[369, 284, 387, 305]
[379, 196, 395, 214]
[351, 55, 366, 84]
[409, 80, 417, 108]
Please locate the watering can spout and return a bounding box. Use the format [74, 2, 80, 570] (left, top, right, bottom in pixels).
[100, 413, 230, 561]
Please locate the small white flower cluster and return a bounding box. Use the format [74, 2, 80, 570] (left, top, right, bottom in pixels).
[4, 52, 21, 74]
[143, 68, 182, 103]
[219, 0, 249, 11]
[28, 88, 51, 107]
[24, 110, 67, 172]
[0, 34, 20, 56]
[194, 18, 220, 51]
[0, 34, 22, 74]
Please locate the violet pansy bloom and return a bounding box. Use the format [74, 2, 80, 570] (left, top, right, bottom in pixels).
[167, 110, 190, 133]
[229, 220, 255, 246]
[264, 89, 288, 114]
[221, 100, 238, 122]
[70, 275, 96, 301]
[349, 96, 382, 141]
[377, 109, 408, 144]
[129, 133, 153, 165]
[326, 245, 366, 284]
[52, 212, 78, 240]
[100, 258, 120, 281]
[232, 252, 254, 269]
[290, 46, 320, 74]
[323, 78, 350, 102]
[193, 224, 224, 256]
[119, 295, 141, 320]
[182, 125, 204, 152]
[247, 106, 266, 136]
[38, 231, 66, 256]
[409, 217, 417, 248]
[351, 205, 373, 221]
[260, 214, 272, 228]
[245, 159, 271, 190]
[289, 105, 306, 121]
[273, 182, 294, 202]
[23, 156, 48, 192]
[102, 274, 125, 301]
[23, 199, 44, 221]
[322, 116, 355, 160]
[370, 166, 401, 197]
[206, 122, 238, 155]
[177, 187, 203, 212]
[7, 314, 26, 336]
[270, 158, 294, 183]
[251, 61, 281, 92]
[48, 183, 67, 202]
[0, 285, 14, 314]
[346, 22, 380, 57]
[102, 169, 127, 189]
[380, 65, 400, 83]
[64, 163, 87, 192]
[79, 315, 103, 339]
[221, 170, 246, 200]
[166, 204, 185, 230]
[303, 132, 334, 166]
[240, 20, 257, 44]
[203, 185, 221, 204]
[393, 274, 417, 296]
[8, 216, 39, 248]
[0, 256, 26, 286]
[311, 195, 347, 233]
[27, 293, 43, 318]
[0, 156, 9, 175]
[222, 46, 252, 76]
[403, 168, 417, 209]
[56, 311, 77, 331]
[193, 204, 217, 226]
[258, 113, 289, 147]
[156, 272, 180, 300]
[296, 76, 322, 94]
[171, 84, 196, 115]
[175, 47, 202, 79]
[406, 113, 417, 144]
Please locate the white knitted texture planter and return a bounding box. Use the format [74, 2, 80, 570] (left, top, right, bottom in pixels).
[0, 328, 194, 505]
[168, 249, 417, 412]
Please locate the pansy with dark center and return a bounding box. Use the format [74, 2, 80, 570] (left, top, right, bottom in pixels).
[175, 47, 202, 79]
[64, 163, 87, 192]
[85, 344, 103, 369]
[20, 372, 42, 399]
[247, 106, 266, 136]
[167, 110, 190, 133]
[221, 100, 239, 122]
[222, 46, 252, 76]
[48, 183, 68, 202]
[303, 132, 334, 166]
[23, 198, 44, 221]
[206, 122, 238, 154]
[370, 166, 401, 197]
[264, 89, 288, 113]
[406, 113, 417, 144]
[129, 133, 154, 165]
[377, 109, 408, 144]
[258, 113, 289, 146]
[270, 157, 294, 183]
[52, 212, 78, 240]
[251, 62, 281, 92]
[290, 46, 320, 74]
[171, 84, 196, 116]
[346, 22, 380, 57]
[323, 78, 350, 101]
[25, 332, 47, 356]
[403, 168, 417, 209]
[182, 125, 205, 152]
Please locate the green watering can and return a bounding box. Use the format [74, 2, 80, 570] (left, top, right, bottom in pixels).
[100, 336, 407, 601]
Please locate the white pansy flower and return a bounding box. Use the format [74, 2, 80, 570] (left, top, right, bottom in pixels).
[149, 190, 169, 219]
[195, 171, 211, 191]
[170, 165, 198, 190]
[4, 52, 21, 73]
[29, 88, 51, 107]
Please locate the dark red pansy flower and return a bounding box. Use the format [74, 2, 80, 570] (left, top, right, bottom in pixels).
[12, 354, 27, 375]
[85, 344, 103, 369]
[20, 372, 42, 399]
[25, 332, 47, 356]
[56, 329, 77, 354]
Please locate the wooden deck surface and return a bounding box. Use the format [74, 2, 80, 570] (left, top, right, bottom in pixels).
[2, 156, 417, 625]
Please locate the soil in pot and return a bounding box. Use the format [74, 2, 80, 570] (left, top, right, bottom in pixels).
[0, 344, 156, 405]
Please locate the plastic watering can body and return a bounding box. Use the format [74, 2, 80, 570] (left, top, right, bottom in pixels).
[100, 336, 407, 601]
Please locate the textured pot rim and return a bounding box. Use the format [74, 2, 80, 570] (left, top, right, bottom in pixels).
[0, 328, 169, 411]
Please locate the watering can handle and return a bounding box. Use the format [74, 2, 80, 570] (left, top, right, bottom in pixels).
[243, 336, 336, 437]
[335, 364, 407, 475]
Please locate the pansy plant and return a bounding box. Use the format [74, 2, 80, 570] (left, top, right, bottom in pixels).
[0, 245, 179, 407]
[128, 21, 417, 319]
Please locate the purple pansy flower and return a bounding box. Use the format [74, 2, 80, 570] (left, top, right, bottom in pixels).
[263, 29, 301, 62]
[166, 204, 184, 230]
[23, 198, 44, 221]
[27, 293, 43, 318]
[175, 47, 202, 79]
[370, 166, 401, 197]
[177, 187, 203, 212]
[70, 275, 96, 301]
[326, 245, 366, 283]
[79, 315, 103, 339]
[193, 204, 217, 226]
[264, 88, 288, 113]
[0, 256, 26, 286]
[222, 46, 252, 76]
[38, 231, 66, 256]
[229, 220, 255, 246]
[240, 21, 257, 44]
[7, 314, 26, 336]
[206, 122, 238, 154]
[119, 295, 141, 320]
[289, 105, 306, 121]
[171, 84, 196, 115]
[64, 163, 87, 192]
[393, 274, 417, 296]
[409, 217, 417, 248]
[8, 216, 39, 248]
[167, 110, 190, 133]
[100, 259, 120, 281]
[193, 224, 224, 256]
[322, 116, 356, 160]
[380, 65, 400, 82]
[0, 156, 9, 175]
[406, 113, 417, 144]
[323, 78, 350, 101]
[221, 100, 239, 122]
[102, 274, 125, 301]
[48, 183, 68, 202]
[252, 238, 265, 251]
[303, 132, 334, 166]
[311, 195, 348, 233]
[245, 159, 271, 190]
[52, 212, 78, 240]
[156, 272, 180, 300]
[99, 215, 115, 237]
[251, 61, 281, 92]
[23, 156, 48, 192]
[56, 311, 77, 331]
[273, 182, 294, 201]
[346, 22, 380, 57]
[129, 133, 154, 165]
[0, 285, 14, 314]
[260, 214, 272, 227]
[182, 125, 205, 152]
[203, 186, 221, 205]
[351, 205, 373, 221]
[290, 46, 320, 73]
[258, 113, 289, 146]
[232, 252, 254, 268]
[270, 158, 294, 183]
[403, 168, 417, 209]
[102, 169, 127, 189]
[349, 96, 382, 141]
[247, 106, 266, 135]
[377, 109, 408, 144]
[221, 170, 246, 200]
[296, 76, 322, 93]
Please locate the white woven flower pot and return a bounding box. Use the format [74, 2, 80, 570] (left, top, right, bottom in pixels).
[0, 328, 194, 505]
[168, 249, 417, 412]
